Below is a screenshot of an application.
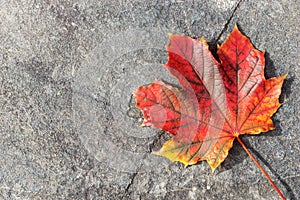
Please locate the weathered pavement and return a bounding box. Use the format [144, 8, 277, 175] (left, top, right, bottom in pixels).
[0, 0, 299, 199]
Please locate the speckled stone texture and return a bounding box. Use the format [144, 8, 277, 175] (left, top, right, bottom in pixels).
[0, 0, 299, 199]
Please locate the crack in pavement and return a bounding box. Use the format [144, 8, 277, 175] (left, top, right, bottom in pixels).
[216, 0, 242, 42]
[122, 154, 146, 199]
[122, 131, 166, 198]
[123, 171, 139, 197]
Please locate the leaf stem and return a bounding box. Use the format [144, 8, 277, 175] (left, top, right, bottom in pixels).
[236, 137, 286, 200]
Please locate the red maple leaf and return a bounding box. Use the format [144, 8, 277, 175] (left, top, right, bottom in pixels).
[133, 25, 286, 199]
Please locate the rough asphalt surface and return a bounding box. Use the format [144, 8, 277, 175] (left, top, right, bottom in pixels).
[0, 0, 299, 199]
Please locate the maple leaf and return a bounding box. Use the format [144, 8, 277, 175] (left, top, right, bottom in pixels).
[133, 25, 286, 172]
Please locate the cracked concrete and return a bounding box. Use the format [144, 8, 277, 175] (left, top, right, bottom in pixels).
[215, 0, 242, 42]
[0, 0, 299, 199]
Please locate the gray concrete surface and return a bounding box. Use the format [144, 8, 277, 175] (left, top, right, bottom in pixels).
[0, 0, 299, 199]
